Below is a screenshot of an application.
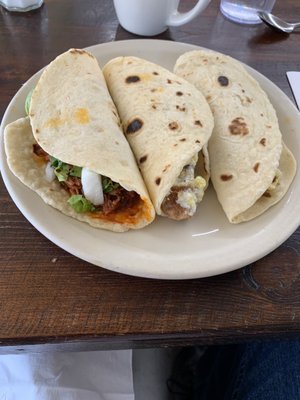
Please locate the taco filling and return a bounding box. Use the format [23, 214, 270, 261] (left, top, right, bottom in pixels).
[161, 155, 206, 220]
[33, 143, 140, 216]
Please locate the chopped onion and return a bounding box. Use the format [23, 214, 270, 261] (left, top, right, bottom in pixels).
[45, 162, 55, 182]
[81, 167, 104, 206]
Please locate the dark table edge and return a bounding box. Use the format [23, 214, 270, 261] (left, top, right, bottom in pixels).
[1, 327, 300, 354]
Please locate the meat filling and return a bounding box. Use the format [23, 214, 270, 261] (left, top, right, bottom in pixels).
[61, 176, 82, 196]
[161, 156, 206, 221]
[33, 143, 49, 161]
[103, 188, 139, 215]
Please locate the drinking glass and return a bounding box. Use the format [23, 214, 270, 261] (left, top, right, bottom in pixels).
[220, 0, 276, 24]
[0, 0, 43, 12]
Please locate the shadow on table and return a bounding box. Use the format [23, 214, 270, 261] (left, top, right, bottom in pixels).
[248, 28, 291, 47]
[113, 24, 175, 41]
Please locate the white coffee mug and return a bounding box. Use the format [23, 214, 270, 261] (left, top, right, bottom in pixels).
[113, 0, 211, 36]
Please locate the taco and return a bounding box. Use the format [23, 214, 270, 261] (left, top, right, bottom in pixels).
[103, 56, 214, 221]
[174, 50, 297, 223]
[4, 49, 155, 232]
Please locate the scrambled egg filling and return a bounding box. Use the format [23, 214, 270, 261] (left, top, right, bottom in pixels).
[267, 170, 281, 192]
[174, 156, 206, 216]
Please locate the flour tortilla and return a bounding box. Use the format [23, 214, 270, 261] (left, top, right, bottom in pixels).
[174, 50, 296, 223]
[5, 49, 155, 232]
[102, 56, 214, 217]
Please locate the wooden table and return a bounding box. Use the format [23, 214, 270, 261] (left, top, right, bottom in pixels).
[0, 0, 299, 354]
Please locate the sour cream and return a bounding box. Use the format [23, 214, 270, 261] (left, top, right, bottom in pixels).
[45, 162, 55, 182]
[81, 167, 104, 206]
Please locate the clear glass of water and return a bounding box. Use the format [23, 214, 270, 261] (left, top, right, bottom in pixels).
[220, 0, 276, 24]
[0, 0, 43, 12]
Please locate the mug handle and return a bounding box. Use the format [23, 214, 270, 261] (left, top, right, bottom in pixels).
[167, 0, 211, 26]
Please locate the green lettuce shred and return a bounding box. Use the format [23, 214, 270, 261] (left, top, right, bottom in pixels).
[70, 165, 82, 178]
[49, 157, 82, 182]
[102, 177, 119, 193]
[25, 89, 34, 116]
[67, 195, 96, 213]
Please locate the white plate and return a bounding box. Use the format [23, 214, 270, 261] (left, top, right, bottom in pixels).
[1, 40, 300, 280]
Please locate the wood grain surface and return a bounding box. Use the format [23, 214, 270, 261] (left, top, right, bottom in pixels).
[0, 0, 299, 353]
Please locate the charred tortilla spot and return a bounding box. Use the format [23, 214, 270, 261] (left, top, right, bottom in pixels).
[220, 174, 233, 181]
[260, 113, 264, 117]
[206, 95, 212, 101]
[176, 91, 183, 96]
[176, 105, 186, 111]
[163, 164, 171, 172]
[169, 122, 179, 130]
[153, 71, 159, 75]
[155, 177, 161, 185]
[115, 141, 119, 145]
[167, 79, 172, 84]
[260, 138, 266, 146]
[139, 155, 148, 163]
[35, 128, 39, 133]
[229, 117, 249, 136]
[126, 118, 143, 134]
[174, 143, 178, 147]
[151, 88, 156, 92]
[70, 49, 89, 56]
[180, 138, 186, 142]
[263, 192, 271, 198]
[266, 125, 272, 128]
[195, 120, 203, 127]
[242, 89, 245, 93]
[195, 140, 200, 143]
[253, 162, 260, 173]
[126, 75, 140, 83]
[152, 105, 157, 109]
[218, 76, 229, 86]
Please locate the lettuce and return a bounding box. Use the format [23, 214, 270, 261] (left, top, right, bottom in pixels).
[50, 158, 69, 182]
[67, 195, 96, 213]
[25, 89, 34, 116]
[102, 176, 119, 193]
[70, 165, 82, 178]
[49, 157, 82, 182]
